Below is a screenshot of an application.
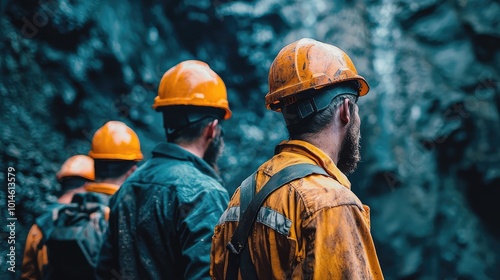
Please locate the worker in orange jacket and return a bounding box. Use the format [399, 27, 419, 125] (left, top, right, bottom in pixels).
[21, 121, 142, 280]
[211, 38, 384, 279]
[21, 154, 95, 279]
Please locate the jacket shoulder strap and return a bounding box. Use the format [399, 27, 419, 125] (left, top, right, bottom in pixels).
[235, 172, 258, 280]
[226, 163, 329, 280]
[239, 171, 256, 217]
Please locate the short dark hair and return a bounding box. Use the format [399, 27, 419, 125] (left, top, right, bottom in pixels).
[287, 94, 357, 140]
[160, 105, 224, 144]
[167, 117, 217, 144]
[94, 160, 137, 180]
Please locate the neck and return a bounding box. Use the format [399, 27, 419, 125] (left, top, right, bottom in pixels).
[96, 178, 125, 187]
[177, 141, 205, 159]
[300, 129, 342, 164]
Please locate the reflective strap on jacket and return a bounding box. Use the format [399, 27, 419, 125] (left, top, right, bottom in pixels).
[218, 206, 292, 236]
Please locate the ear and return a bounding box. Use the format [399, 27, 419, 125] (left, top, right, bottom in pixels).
[339, 98, 351, 125]
[203, 119, 219, 141]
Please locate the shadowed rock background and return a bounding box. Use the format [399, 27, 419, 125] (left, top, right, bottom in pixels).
[1, 0, 499, 279]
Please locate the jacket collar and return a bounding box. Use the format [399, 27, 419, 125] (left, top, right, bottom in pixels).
[84, 182, 120, 196]
[151, 142, 223, 185]
[275, 140, 351, 189]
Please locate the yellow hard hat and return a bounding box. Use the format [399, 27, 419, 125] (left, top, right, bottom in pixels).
[265, 38, 369, 111]
[153, 60, 232, 119]
[88, 121, 143, 161]
[56, 155, 95, 181]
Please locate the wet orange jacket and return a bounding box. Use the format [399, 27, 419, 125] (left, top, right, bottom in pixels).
[20, 183, 116, 280]
[211, 140, 384, 279]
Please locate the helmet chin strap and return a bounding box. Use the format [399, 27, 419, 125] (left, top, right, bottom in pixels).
[281, 84, 359, 126]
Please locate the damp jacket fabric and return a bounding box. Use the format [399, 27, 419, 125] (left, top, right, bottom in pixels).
[96, 142, 229, 280]
[20, 184, 114, 280]
[211, 140, 384, 279]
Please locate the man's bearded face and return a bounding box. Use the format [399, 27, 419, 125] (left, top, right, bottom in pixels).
[204, 128, 224, 172]
[337, 110, 361, 175]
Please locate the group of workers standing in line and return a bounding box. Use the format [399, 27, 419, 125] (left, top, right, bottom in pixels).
[21, 38, 384, 280]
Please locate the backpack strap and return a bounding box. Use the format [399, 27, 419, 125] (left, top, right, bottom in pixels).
[36, 204, 67, 247]
[234, 172, 258, 280]
[225, 163, 330, 280]
[239, 172, 257, 217]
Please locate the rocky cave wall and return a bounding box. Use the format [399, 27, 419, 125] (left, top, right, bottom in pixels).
[1, 0, 499, 279]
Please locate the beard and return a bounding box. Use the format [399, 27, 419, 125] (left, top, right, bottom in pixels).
[337, 120, 361, 175]
[203, 134, 224, 173]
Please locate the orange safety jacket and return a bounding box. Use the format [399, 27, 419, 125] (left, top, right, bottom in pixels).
[211, 140, 384, 279]
[20, 182, 116, 280]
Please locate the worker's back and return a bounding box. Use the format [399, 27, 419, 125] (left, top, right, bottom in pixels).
[211, 140, 383, 279]
[97, 142, 229, 279]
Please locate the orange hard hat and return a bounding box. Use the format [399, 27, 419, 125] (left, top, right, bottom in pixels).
[265, 38, 370, 111]
[56, 155, 95, 181]
[88, 121, 143, 161]
[153, 60, 232, 119]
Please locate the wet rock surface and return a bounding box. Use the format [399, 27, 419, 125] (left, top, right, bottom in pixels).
[1, 0, 499, 279]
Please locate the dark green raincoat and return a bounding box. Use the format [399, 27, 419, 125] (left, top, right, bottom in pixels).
[96, 142, 229, 280]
